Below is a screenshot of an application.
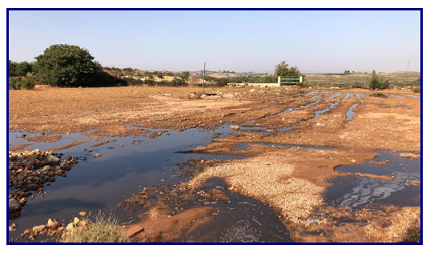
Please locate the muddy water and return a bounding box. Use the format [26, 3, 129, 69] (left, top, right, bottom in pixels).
[8, 125, 291, 242]
[179, 178, 290, 243]
[343, 93, 354, 101]
[232, 142, 330, 152]
[326, 92, 342, 99]
[346, 103, 359, 121]
[407, 94, 420, 99]
[323, 150, 420, 210]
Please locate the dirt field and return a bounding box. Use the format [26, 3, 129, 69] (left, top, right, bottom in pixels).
[9, 84, 421, 243]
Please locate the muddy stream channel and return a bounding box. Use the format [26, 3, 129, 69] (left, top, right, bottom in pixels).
[8, 92, 420, 243]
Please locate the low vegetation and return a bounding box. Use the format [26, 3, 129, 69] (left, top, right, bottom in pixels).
[367, 70, 388, 90]
[62, 211, 129, 243]
[9, 76, 35, 90]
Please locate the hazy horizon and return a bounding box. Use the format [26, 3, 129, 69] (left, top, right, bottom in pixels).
[9, 10, 421, 73]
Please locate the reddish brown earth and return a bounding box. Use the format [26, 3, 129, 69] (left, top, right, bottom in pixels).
[9, 85, 421, 242]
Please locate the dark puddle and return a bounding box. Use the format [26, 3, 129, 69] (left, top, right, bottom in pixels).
[323, 150, 420, 210]
[231, 142, 330, 152]
[343, 93, 354, 101]
[239, 126, 267, 131]
[314, 102, 339, 118]
[390, 94, 406, 99]
[346, 103, 359, 121]
[281, 100, 321, 114]
[312, 91, 329, 99]
[8, 125, 252, 241]
[304, 91, 318, 97]
[276, 121, 306, 133]
[326, 92, 342, 99]
[178, 178, 290, 243]
[407, 94, 420, 99]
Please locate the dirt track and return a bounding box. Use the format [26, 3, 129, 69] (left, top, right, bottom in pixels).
[9, 85, 421, 242]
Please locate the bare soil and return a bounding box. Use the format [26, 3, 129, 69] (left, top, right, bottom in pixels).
[9, 85, 421, 242]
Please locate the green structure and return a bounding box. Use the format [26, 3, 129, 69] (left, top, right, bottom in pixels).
[278, 76, 303, 86]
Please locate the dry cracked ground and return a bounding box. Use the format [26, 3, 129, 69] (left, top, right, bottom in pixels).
[9, 85, 421, 243]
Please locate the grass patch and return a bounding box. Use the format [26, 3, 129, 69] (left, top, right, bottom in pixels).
[372, 93, 388, 98]
[9, 76, 35, 90]
[62, 211, 130, 243]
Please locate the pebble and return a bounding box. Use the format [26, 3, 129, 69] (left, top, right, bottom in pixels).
[9, 223, 16, 232]
[32, 224, 46, 232]
[47, 218, 59, 229]
[79, 211, 87, 217]
[66, 223, 74, 231]
[73, 217, 80, 226]
[95, 153, 102, 157]
[9, 198, 21, 213]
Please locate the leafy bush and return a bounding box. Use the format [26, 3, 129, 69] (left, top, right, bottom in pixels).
[62, 211, 130, 243]
[372, 93, 387, 98]
[275, 61, 301, 77]
[35, 44, 99, 87]
[367, 70, 388, 90]
[9, 76, 35, 90]
[180, 71, 190, 80]
[144, 79, 155, 86]
[9, 60, 34, 77]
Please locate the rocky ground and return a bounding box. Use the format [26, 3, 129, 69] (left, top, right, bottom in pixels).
[9, 149, 81, 218]
[9, 85, 421, 243]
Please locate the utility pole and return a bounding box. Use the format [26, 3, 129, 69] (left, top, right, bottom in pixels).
[202, 62, 206, 93]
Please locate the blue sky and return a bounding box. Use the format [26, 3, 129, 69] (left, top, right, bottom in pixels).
[9, 10, 421, 73]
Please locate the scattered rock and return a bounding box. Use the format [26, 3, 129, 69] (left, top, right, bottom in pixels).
[32, 224, 46, 233]
[230, 125, 240, 131]
[79, 211, 87, 217]
[9, 223, 16, 232]
[66, 223, 74, 231]
[47, 219, 59, 229]
[9, 198, 21, 213]
[95, 153, 102, 157]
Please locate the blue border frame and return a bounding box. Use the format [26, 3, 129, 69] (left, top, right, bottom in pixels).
[6, 8, 423, 245]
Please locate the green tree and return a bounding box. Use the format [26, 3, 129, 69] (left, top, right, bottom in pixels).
[35, 44, 98, 87]
[275, 61, 290, 76]
[9, 60, 17, 77]
[275, 61, 301, 77]
[287, 66, 301, 76]
[180, 71, 190, 80]
[367, 70, 387, 90]
[15, 61, 32, 76]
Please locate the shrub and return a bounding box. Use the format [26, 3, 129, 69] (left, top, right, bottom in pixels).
[275, 61, 301, 77]
[9, 60, 34, 77]
[367, 70, 388, 90]
[35, 44, 99, 87]
[62, 211, 130, 243]
[413, 87, 420, 93]
[9, 76, 35, 90]
[143, 79, 155, 86]
[372, 93, 387, 98]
